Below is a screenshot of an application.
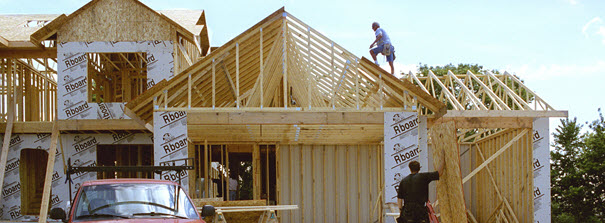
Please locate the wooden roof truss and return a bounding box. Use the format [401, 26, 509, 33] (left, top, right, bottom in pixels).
[405, 70, 564, 143]
[126, 8, 445, 124]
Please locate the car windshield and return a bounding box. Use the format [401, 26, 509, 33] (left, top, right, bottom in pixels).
[73, 183, 199, 221]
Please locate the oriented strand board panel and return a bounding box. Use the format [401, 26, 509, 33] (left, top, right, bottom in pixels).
[58, 0, 172, 42]
[430, 121, 468, 223]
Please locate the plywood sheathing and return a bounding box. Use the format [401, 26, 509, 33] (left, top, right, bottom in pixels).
[27, 0, 195, 43]
[57, 0, 172, 42]
[429, 121, 468, 223]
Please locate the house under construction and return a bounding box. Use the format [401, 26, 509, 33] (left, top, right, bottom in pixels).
[0, 0, 566, 222]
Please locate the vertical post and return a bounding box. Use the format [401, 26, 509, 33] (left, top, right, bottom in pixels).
[188, 142, 195, 194]
[204, 140, 209, 198]
[195, 145, 201, 198]
[300, 146, 305, 222]
[379, 143, 384, 223]
[275, 144, 280, 205]
[322, 146, 327, 223]
[253, 144, 261, 200]
[226, 147, 230, 201]
[282, 15, 288, 108]
[221, 145, 225, 199]
[236, 43, 240, 108]
[260, 28, 264, 108]
[266, 145, 270, 204]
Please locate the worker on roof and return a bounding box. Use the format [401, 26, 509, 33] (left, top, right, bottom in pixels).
[369, 22, 396, 74]
[397, 157, 445, 223]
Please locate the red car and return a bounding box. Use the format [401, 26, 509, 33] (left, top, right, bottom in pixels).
[50, 179, 214, 223]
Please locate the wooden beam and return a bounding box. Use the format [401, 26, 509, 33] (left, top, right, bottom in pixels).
[429, 117, 533, 129]
[38, 120, 60, 223]
[0, 48, 57, 58]
[187, 111, 385, 125]
[443, 110, 568, 118]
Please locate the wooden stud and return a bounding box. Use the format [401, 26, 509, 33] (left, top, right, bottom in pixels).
[225, 146, 230, 201]
[311, 146, 315, 222]
[204, 140, 209, 198]
[300, 145, 305, 223]
[288, 145, 294, 223]
[345, 146, 349, 222]
[322, 146, 327, 223]
[356, 145, 361, 223]
[275, 144, 280, 205]
[253, 143, 261, 200]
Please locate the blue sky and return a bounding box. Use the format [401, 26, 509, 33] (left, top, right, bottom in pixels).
[1, 0, 604, 131]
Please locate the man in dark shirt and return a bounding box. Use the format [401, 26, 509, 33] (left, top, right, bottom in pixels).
[396, 157, 444, 223]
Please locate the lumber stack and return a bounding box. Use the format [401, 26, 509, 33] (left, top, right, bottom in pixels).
[192, 199, 266, 222]
[429, 121, 468, 223]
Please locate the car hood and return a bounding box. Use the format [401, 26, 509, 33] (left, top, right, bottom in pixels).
[73, 219, 205, 223]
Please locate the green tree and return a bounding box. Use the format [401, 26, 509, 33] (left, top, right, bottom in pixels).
[580, 109, 605, 221]
[551, 110, 605, 223]
[551, 118, 586, 222]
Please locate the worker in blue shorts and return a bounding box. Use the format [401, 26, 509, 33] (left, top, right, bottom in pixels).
[369, 22, 396, 74]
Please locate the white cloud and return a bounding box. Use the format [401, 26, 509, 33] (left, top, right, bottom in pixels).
[582, 17, 602, 38]
[505, 60, 605, 81]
